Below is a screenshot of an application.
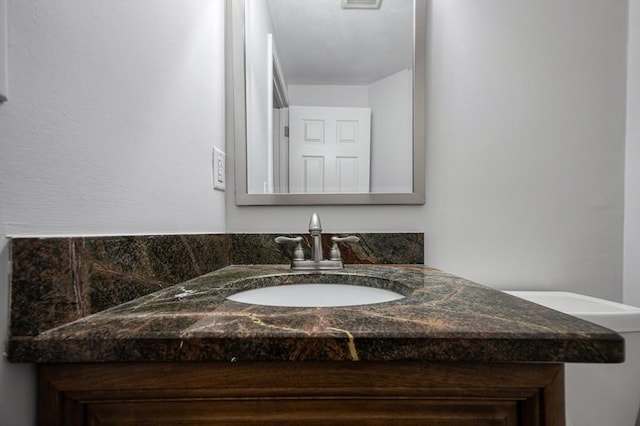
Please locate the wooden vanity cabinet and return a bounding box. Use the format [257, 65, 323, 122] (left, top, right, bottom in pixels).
[38, 362, 564, 425]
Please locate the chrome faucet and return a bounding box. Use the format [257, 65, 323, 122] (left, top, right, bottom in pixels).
[275, 213, 359, 270]
[308, 213, 324, 262]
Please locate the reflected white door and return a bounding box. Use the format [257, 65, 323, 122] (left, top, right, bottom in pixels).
[289, 106, 371, 193]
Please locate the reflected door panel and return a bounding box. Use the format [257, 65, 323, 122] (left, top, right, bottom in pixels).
[289, 106, 371, 193]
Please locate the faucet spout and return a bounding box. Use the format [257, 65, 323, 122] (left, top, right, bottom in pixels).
[308, 213, 322, 233]
[309, 213, 323, 261]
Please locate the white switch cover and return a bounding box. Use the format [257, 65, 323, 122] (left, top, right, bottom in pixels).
[213, 147, 226, 191]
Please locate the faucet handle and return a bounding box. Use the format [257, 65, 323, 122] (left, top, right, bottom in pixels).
[329, 235, 360, 261]
[275, 236, 304, 260]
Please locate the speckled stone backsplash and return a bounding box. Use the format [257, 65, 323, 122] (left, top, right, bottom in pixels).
[9, 235, 232, 338]
[9, 233, 423, 338]
[230, 233, 424, 265]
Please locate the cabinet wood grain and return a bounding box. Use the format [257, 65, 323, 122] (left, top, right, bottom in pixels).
[38, 362, 564, 425]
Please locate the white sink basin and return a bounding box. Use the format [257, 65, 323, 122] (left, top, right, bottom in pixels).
[227, 284, 404, 307]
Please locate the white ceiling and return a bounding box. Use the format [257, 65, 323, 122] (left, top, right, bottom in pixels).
[265, 0, 413, 85]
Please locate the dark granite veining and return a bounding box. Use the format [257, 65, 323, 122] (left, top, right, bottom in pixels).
[230, 233, 424, 265]
[9, 233, 423, 338]
[9, 234, 231, 337]
[8, 264, 623, 364]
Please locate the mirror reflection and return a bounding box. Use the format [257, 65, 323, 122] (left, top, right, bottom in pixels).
[245, 0, 414, 195]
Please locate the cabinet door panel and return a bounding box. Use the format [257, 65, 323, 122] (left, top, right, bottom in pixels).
[38, 362, 564, 426]
[86, 399, 519, 426]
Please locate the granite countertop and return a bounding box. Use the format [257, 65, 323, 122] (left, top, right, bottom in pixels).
[8, 264, 624, 363]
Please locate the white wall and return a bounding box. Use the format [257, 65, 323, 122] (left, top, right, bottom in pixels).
[625, 0, 640, 308]
[288, 84, 369, 107]
[369, 69, 412, 193]
[0, 0, 7, 102]
[424, 0, 627, 296]
[0, 1, 227, 423]
[228, 0, 627, 304]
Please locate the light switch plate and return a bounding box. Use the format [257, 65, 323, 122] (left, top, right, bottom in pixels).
[213, 147, 226, 191]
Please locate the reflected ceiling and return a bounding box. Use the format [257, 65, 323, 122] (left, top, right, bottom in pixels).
[266, 0, 413, 85]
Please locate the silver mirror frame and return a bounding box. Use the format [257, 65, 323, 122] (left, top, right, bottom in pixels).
[227, 0, 426, 205]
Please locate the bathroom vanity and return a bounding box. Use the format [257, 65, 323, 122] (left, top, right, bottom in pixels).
[9, 264, 623, 425]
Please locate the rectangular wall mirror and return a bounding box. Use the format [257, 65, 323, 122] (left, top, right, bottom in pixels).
[227, 0, 426, 205]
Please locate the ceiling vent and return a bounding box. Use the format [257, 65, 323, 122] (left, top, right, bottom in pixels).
[341, 0, 382, 9]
